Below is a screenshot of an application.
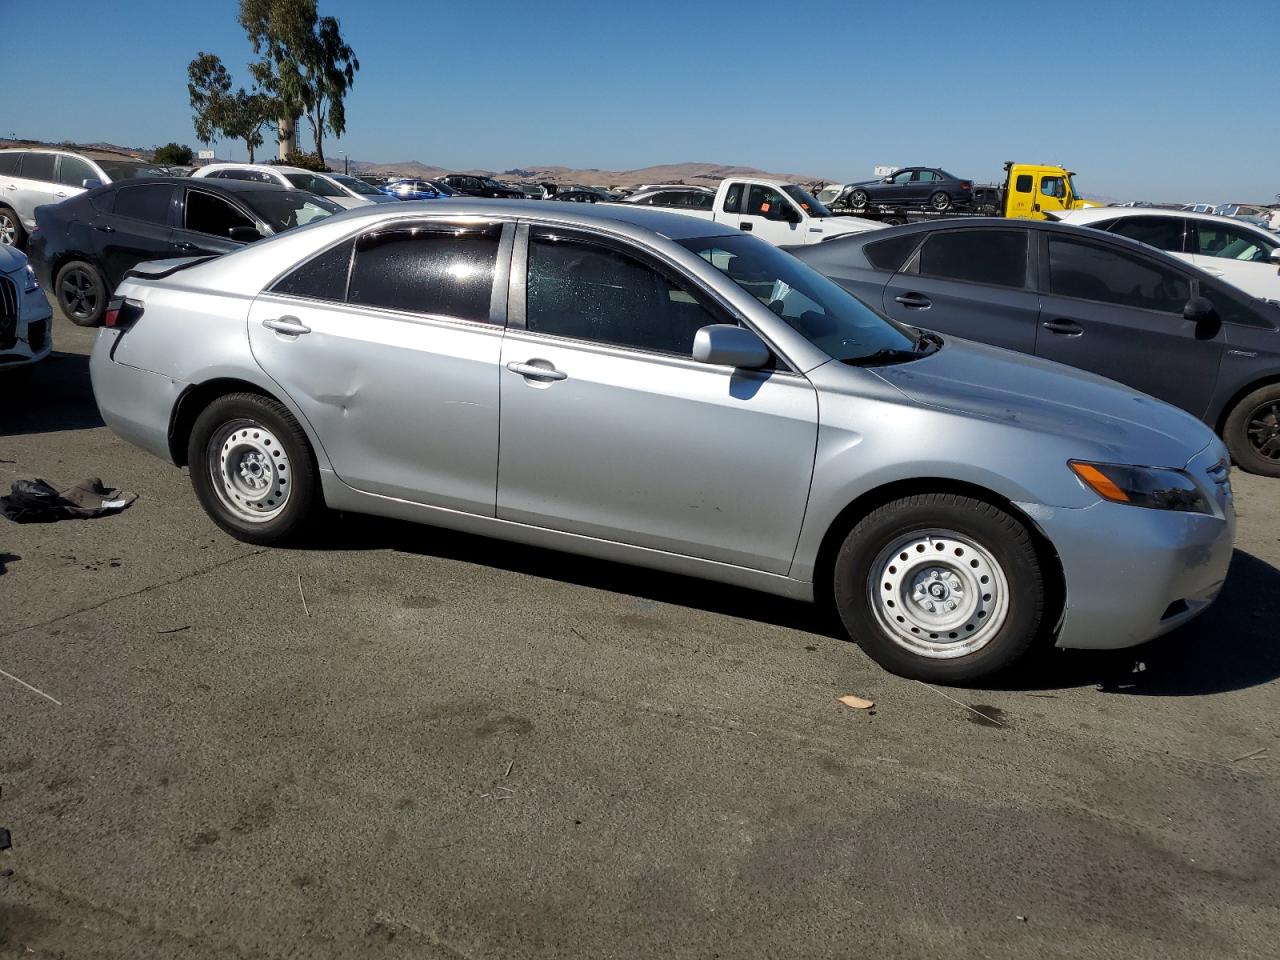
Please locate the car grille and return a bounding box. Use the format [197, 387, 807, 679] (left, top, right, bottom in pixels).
[27, 317, 47, 353]
[0, 275, 16, 349]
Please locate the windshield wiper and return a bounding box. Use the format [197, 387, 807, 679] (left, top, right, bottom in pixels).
[842, 348, 923, 367]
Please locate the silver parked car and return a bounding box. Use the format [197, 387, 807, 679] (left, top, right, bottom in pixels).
[90, 202, 1236, 684]
[0, 244, 53, 377]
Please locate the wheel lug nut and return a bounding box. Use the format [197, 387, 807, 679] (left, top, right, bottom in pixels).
[931, 571, 939, 579]
[948, 600, 956, 610]
[926, 602, 936, 612]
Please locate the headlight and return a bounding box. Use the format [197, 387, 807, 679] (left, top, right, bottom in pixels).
[1069, 461, 1211, 513]
[23, 264, 38, 293]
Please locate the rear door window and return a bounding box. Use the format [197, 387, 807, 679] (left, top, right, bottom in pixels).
[271, 240, 354, 302]
[1103, 216, 1187, 252]
[1048, 236, 1190, 313]
[722, 182, 745, 214]
[918, 229, 1028, 288]
[113, 184, 174, 224]
[22, 153, 57, 183]
[0, 153, 22, 176]
[347, 224, 501, 322]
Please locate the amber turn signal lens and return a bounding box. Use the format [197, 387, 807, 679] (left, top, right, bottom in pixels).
[1069, 462, 1131, 502]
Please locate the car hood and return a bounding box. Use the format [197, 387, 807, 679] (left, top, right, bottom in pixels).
[867, 336, 1214, 468]
[0, 244, 28, 275]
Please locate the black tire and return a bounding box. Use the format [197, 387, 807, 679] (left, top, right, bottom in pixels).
[0, 206, 25, 250]
[55, 260, 108, 327]
[1223, 384, 1280, 477]
[832, 493, 1045, 685]
[929, 191, 951, 211]
[188, 392, 323, 545]
[849, 189, 869, 210]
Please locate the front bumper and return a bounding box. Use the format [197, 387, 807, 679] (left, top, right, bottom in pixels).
[0, 293, 53, 369]
[89, 328, 186, 462]
[1020, 448, 1235, 650]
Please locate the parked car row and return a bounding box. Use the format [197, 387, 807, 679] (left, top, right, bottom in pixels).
[88, 199, 1235, 687]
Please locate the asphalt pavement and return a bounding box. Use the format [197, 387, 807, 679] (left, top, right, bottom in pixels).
[2, 313, 1278, 959]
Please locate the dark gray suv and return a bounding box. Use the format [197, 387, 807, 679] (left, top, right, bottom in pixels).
[794, 219, 1280, 476]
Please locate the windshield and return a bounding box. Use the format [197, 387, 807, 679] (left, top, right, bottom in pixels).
[677, 234, 924, 363]
[283, 173, 346, 198]
[480, 177, 505, 190]
[429, 180, 457, 196]
[782, 185, 832, 218]
[1067, 174, 1080, 200]
[333, 175, 384, 196]
[246, 192, 342, 232]
[96, 158, 168, 180]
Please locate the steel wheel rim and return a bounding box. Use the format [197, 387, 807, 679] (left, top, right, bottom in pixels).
[58, 268, 98, 321]
[207, 419, 291, 523]
[0, 214, 14, 246]
[867, 528, 1010, 659]
[1246, 401, 1280, 460]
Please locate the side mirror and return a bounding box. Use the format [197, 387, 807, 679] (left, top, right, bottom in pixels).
[1184, 296, 1217, 324]
[780, 204, 802, 223]
[1268, 249, 1280, 264]
[228, 225, 264, 243]
[692, 324, 771, 369]
[81, 178, 103, 190]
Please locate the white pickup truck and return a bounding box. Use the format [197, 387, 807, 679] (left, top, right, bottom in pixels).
[631, 177, 883, 246]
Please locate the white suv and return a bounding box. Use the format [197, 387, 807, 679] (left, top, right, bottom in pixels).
[0, 244, 53, 378]
[192, 163, 382, 208]
[0, 148, 167, 249]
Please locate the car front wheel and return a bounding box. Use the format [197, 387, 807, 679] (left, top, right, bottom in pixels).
[833, 493, 1045, 684]
[848, 189, 869, 210]
[1224, 384, 1280, 477]
[188, 393, 322, 545]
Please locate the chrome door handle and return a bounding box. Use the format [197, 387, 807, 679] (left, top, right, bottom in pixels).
[506, 360, 566, 381]
[262, 317, 311, 336]
[55, 191, 68, 198]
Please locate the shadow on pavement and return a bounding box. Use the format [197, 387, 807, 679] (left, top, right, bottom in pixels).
[317, 514, 1280, 694]
[1, 352, 104, 436]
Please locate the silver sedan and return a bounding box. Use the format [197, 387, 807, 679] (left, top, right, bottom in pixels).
[90, 201, 1235, 684]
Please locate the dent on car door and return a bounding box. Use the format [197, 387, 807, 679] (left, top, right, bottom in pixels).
[496, 225, 818, 573]
[247, 221, 511, 513]
[1034, 233, 1224, 417]
[881, 228, 1040, 354]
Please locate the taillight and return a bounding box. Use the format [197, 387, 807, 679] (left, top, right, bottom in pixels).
[105, 297, 144, 330]
[961, 181, 972, 190]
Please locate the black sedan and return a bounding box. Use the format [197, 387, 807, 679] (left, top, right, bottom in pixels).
[28, 178, 341, 326]
[549, 189, 614, 203]
[436, 174, 524, 199]
[839, 167, 973, 212]
[794, 218, 1280, 476]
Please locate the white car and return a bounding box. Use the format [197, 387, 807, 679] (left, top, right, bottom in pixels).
[191, 164, 382, 208]
[0, 244, 53, 378]
[1057, 207, 1280, 302]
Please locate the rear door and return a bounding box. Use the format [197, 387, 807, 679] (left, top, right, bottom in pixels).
[1034, 232, 1224, 417]
[881, 227, 1040, 353]
[1005, 170, 1037, 219]
[94, 182, 176, 287]
[10, 152, 60, 229]
[248, 219, 511, 511]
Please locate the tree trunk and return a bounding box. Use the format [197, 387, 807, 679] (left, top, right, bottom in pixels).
[310, 108, 325, 167]
[246, 139, 256, 163]
[278, 115, 296, 160]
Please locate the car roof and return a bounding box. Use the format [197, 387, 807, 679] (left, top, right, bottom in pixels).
[319, 197, 740, 240]
[1062, 206, 1276, 233]
[92, 176, 293, 195]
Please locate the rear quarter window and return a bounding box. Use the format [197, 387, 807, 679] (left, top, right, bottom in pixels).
[863, 233, 922, 272]
[271, 240, 354, 302]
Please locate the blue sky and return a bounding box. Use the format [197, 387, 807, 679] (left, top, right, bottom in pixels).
[6, 0, 1278, 202]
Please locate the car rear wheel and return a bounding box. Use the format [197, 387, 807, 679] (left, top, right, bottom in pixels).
[930, 191, 951, 211]
[55, 260, 107, 326]
[849, 189, 869, 210]
[0, 207, 24, 249]
[188, 393, 322, 545]
[833, 493, 1045, 684]
[1224, 384, 1280, 477]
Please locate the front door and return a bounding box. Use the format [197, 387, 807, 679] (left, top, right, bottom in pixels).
[1187, 220, 1280, 301]
[496, 225, 818, 573]
[247, 220, 510, 513]
[1034, 232, 1224, 418]
[881, 227, 1040, 354]
[737, 184, 805, 246]
[172, 187, 258, 257]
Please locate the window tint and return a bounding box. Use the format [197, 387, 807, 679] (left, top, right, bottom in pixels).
[22, 153, 57, 183]
[891, 171, 913, 185]
[113, 184, 173, 224]
[918, 230, 1027, 287]
[1202, 280, 1274, 329]
[1041, 176, 1065, 198]
[283, 173, 346, 197]
[917, 170, 941, 182]
[863, 233, 922, 272]
[687, 192, 713, 210]
[526, 233, 717, 355]
[58, 155, 96, 187]
[0, 152, 21, 175]
[1048, 237, 1190, 313]
[722, 182, 745, 214]
[185, 190, 256, 237]
[746, 185, 793, 221]
[271, 240, 353, 302]
[348, 224, 500, 322]
[1104, 216, 1186, 252]
[1195, 223, 1275, 262]
[1014, 174, 1033, 193]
